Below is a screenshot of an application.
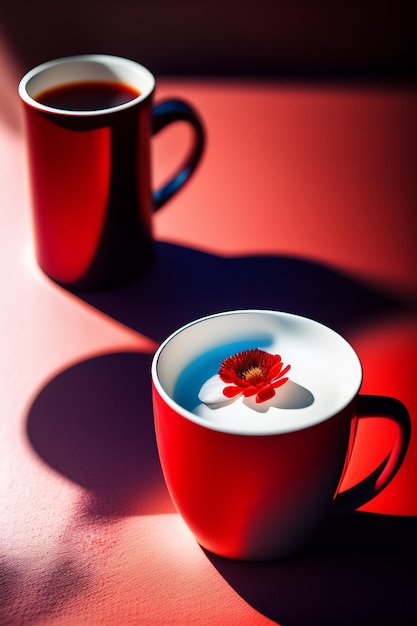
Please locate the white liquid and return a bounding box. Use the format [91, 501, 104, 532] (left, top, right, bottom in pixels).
[162, 311, 362, 435]
[183, 336, 346, 434]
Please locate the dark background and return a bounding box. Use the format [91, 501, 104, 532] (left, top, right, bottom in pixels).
[1, 0, 415, 81]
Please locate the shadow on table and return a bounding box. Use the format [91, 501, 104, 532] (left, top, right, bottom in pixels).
[26, 351, 175, 517]
[72, 241, 413, 344]
[0, 551, 91, 626]
[205, 511, 417, 626]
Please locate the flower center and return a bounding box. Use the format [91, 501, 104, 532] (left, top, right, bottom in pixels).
[242, 366, 264, 382]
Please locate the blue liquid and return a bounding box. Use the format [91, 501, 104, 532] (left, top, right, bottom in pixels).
[174, 336, 273, 412]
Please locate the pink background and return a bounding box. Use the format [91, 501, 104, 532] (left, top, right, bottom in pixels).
[1, 5, 416, 623]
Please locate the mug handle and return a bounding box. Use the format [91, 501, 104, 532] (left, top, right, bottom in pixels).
[332, 394, 411, 514]
[152, 98, 205, 210]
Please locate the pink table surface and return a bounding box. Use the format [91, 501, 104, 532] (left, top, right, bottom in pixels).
[1, 75, 416, 625]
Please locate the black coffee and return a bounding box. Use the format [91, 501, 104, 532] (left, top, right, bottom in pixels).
[36, 80, 141, 111]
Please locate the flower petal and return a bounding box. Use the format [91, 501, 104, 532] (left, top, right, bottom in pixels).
[277, 364, 291, 378]
[256, 384, 276, 403]
[223, 385, 244, 398]
[219, 370, 236, 383]
[271, 376, 289, 389]
[268, 358, 284, 378]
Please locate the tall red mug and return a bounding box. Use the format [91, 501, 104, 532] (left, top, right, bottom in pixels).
[19, 54, 205, 290]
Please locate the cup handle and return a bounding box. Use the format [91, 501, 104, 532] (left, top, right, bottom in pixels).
[152, 98, 205, 210]
[332, 394, 411, 514]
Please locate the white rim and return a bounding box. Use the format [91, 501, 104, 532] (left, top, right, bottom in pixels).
[18, 54, 155, 116]
[151, 310, 363, 436]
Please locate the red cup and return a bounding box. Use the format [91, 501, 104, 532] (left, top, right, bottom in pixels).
[151, 310, 411, 560]
[19, 55, 204, 290]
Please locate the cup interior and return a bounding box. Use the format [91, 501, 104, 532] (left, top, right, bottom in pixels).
[18, 54, 155, 115]
[152, 310, 362, 435]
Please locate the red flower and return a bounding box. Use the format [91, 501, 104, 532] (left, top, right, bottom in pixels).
[219, 349, 290, 404]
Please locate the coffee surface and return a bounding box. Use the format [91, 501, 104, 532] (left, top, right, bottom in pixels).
[36, 80, 141, 111]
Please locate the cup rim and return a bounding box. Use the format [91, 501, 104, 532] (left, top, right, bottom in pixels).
[151, 309, 363, 436]
[18, 54, 155, 117]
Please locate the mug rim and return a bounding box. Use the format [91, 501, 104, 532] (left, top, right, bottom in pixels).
[151, 309, 363, 436]
[18, 54, 155, 117]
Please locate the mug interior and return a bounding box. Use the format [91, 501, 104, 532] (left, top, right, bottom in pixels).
[18, 54, 155, 116]
[152, 310, 363, 435]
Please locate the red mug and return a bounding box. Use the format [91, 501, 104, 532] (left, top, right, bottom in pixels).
[151, 310, 411, 561]
[19, 54, 204, 290]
